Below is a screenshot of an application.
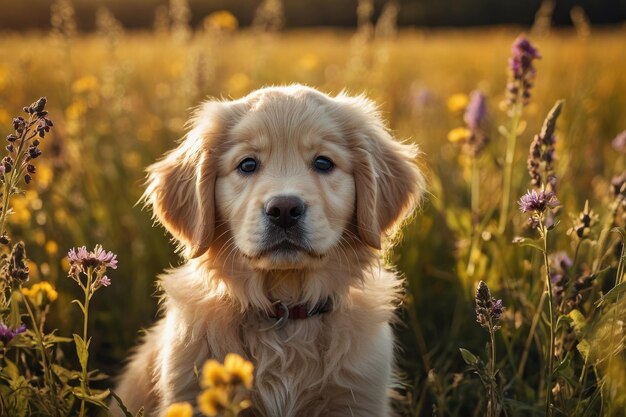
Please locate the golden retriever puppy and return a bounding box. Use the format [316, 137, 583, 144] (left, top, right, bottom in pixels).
[114, 84, 425, 417]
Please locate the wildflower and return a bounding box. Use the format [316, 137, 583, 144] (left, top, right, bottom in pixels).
[224, 353, 254, 389]
[98, 276, 111, 287]
[197, 387, 229, 417]
[611, 130, 626, 153]
[447, 93, 469, 113]
[475, 281, 504, 331]
[204, 10, 239, 32]
[0, 322, 26, 345]
[67, 244, 118, 273]
[164, 402, 193, 417]
[201, 359, 233, 389]
[21, 281, 58, 305]
[447, 127, 471, 143]
[527, 100, 563, 191]
[518, 189, 560, 213]
[567, 200, 598, 239]
[464, 90, 487, 131]
[462, 90, 489, 157]
[506, 35, 541, 110]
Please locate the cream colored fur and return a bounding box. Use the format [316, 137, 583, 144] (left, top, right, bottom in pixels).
[113, 85, 425, 417]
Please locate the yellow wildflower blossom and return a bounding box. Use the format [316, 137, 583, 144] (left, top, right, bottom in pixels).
[204, 10, 238, 32]
[448, 127, 471, 143]
[45, 241, 59, 255]
[72, 75, 99, 94]
[197, 387, 229, 417]
[21, 281, 58, 305]
[164, 402, 193, 417]
[223, 353, 254, 389]
[447, 93, 469, 113]
[201, 359, 231, 388]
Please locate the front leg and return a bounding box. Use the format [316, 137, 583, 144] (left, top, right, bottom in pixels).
[323, 323, 395, 417]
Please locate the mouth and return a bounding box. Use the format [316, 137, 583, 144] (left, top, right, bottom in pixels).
[255, 239, 323, 259]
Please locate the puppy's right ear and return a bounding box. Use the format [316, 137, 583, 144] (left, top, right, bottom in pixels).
[143, 102, 229, 259]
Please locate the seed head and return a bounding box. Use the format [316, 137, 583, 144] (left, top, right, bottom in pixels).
[475, 281, 504, 332]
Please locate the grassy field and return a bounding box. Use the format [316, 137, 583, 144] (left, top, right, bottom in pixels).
[1, 17, 626, 417]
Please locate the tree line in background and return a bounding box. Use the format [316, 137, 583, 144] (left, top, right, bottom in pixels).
[0, 0, 625, 32]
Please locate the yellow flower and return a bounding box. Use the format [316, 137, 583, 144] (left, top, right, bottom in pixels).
[45, 241, 59, 255]
[447, 127, 471, 143]
[72, 75, 99, 94]
[164, 402, 193, 417]
[223, 353, 254, 389]
[204, 10, 238, 32]
[21, 281, 58, 305]
[197, 387, 229, 417]
[201, 359, 231, 388]
[447, 93, 469, 113]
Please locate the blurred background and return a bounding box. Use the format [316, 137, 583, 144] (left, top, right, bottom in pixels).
[1, 0, 625, 415]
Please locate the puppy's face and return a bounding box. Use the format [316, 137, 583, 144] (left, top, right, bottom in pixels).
[145, 85, 424, 274]
[214, 100, 356, 269]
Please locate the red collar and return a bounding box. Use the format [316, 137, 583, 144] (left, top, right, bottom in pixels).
[268, 298, 333, 320]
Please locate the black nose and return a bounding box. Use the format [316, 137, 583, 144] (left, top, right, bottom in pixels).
[265, 196, 306, 229]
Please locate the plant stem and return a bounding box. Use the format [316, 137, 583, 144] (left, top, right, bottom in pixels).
[24, 298, 60, 417]
[498, 99, 523, 234]
[540, 218, 556, 417]
[78, 268, 92, 417]
[488, 327, 497, 417]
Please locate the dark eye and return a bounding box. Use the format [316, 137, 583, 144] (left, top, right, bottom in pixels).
[238, 158, 258, 174]
[313, 156, 334, 173]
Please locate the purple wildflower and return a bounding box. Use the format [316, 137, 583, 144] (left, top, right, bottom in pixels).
[68, 244, 118, 272]
[611, 130, 626, 153]
[506, 35, 541, 110]
[464, 90, 487, 131]
[98, 276, 111, 287]
[0, 322, 26, 345]
[475, 281, 504, 331]
[518, 189, 560, 213]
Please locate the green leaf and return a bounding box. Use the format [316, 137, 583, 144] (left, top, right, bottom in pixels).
[595, 281, 626, 307]
[73, 388, 110, 408]
[71, 299, 86, 315]
[512, 236, 544, 252]
[73, 334, 89, 372]
[568, 309, 587, 337]
[459, 348, 479, 366]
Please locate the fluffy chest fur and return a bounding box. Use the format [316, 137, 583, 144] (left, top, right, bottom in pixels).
[151, 263, 400, 417]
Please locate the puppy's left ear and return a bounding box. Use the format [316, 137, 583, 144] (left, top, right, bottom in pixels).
[339, 96, 426, 249]
[143, 102, 227, 259]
